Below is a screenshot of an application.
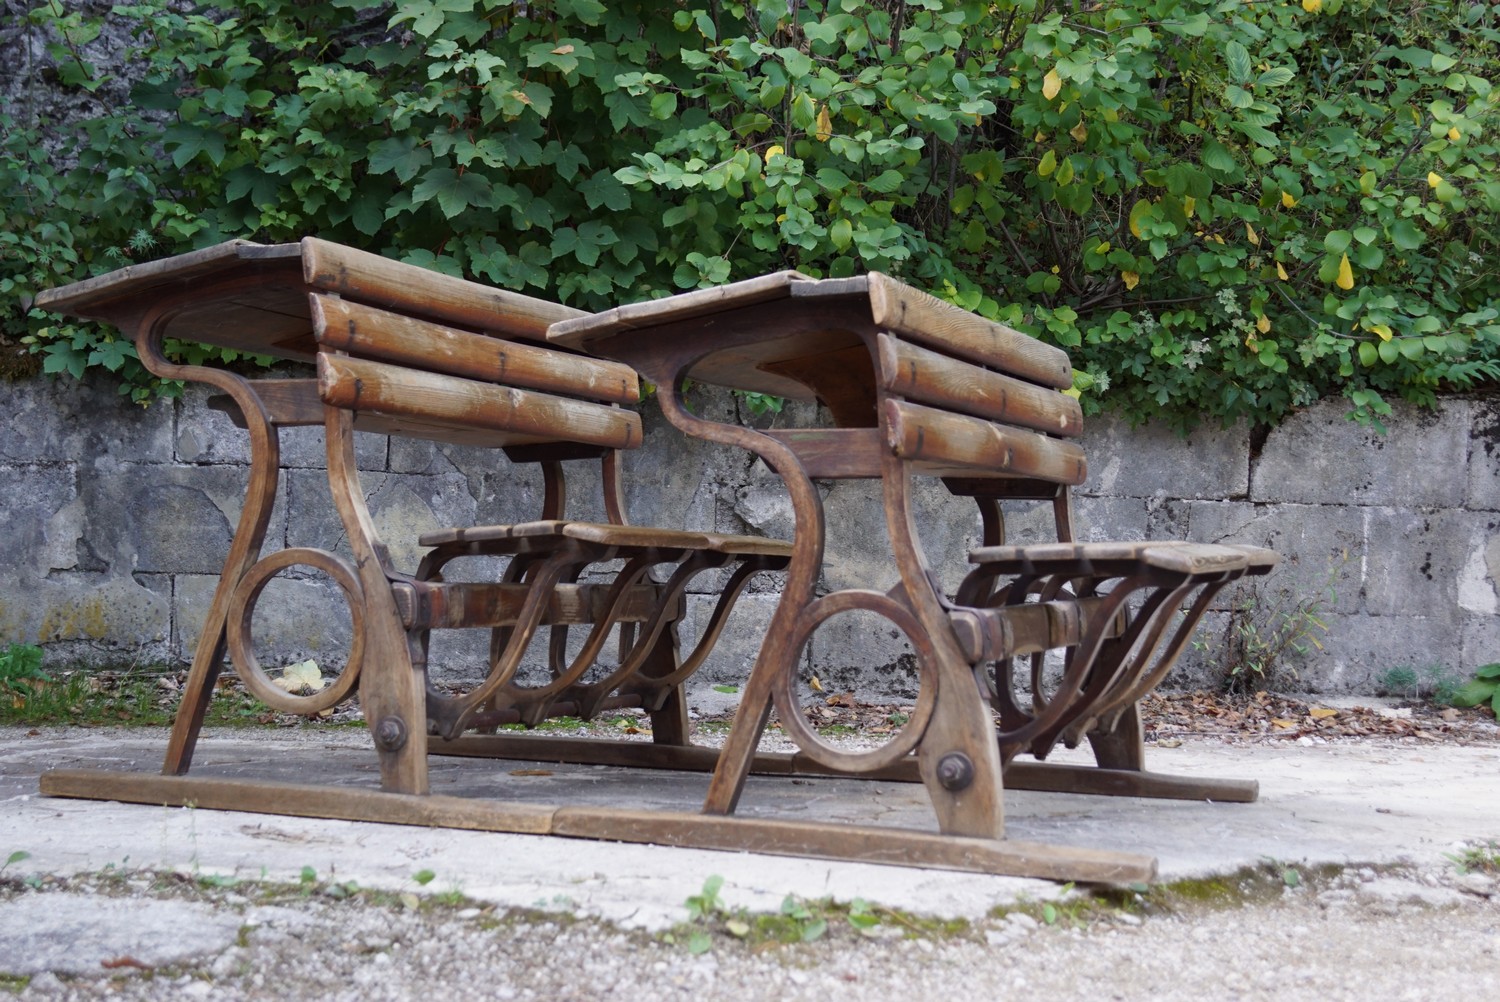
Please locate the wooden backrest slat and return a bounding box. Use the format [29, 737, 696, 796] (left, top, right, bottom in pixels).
[302, 237, 585, 344]
[876, 334, 1083, 439]
[867, 273, 1074, 390]
[318, 355, 642, 451]
[311, 295, 639, 405]
[883, 400, 1087, 485]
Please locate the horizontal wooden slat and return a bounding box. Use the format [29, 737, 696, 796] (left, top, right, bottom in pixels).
[760, 428, 886, 478]
[302, 237, 585, 344]
[206, 379, 321, 426]
[883, 400, 1087, 485]
[392, 581, 677, 630]
[967, 541, 1279, 578]
[877, 334, 1083, 438]
[421, 520, 792, 559]
[317, 355, 642, 450]
[867, 272, 1074, 389]
[312, 295, 639, 404]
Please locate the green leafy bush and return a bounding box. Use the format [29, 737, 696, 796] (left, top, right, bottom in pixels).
[4, 0, 1498, 429]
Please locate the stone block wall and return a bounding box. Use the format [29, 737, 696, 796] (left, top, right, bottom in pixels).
[4, 370, 1499, 699]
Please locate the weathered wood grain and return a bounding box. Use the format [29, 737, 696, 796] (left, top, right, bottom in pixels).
[312, 295, 640, 404]
[317, 355, 642, 450]
[303, 237, 584, 343]
[883, 400, 1088, 484]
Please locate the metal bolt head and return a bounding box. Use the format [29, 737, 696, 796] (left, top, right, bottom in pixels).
[374, 715, 408, 752]
[936, 752, 974, 791]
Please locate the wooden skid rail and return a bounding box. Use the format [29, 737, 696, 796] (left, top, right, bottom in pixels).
[39, 769, 1157, 884]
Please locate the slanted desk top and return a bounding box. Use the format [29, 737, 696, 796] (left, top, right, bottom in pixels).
[36, 238, 586, 360]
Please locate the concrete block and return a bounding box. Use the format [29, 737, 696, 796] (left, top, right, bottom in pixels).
[1254, 399, 1469, 506]
[75, 463, 291, 576]
[804, 600, 923, 700]
[1074, 494, 1153, 543]
[1183, 501, 1362, 616]
[1364, 508, 1493, 619]
[285, 469, 478, 575]
[29, 573, 171, 657]
[174, 384, 385, 471]
[1460, 617, 1500, 676]
[1082, 412, 1250, 499]
[1466, 396, 1500, 511]
[0, 464, 78, 588]
[677, 593, 781, 690]
[1294, 613, 1461, 694]
[0, 373, 173, 465]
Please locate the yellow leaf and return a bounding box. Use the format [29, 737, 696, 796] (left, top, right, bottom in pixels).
[1245, 334, 1259, 352]
[1302, 0, 1322, 12]
[1309, 707, 1338, 719]
[809, 675, 824, 692]
[551, 44, 575, 55]
[1092, 241, 1111, 254]
[1276, 261, 1289, 281]
[1042, 68, 1062, 101]
[1129, 199, 1151, 239]
[1271, 718, 1297, 729]
[1212, 234, 1225, 245]
[1037, 149, 1057, 177]
[1448, 126, 1462, 141]
[1336, 253, 1355, 290]
[1256, 313, 1271, 334]
[1121, 270, 1140, 290]
[1183, 195, 1196, 218]
[1034, 130, 1046, 143]
[1069, 121, 1088, 142]
[814, 104, 833, 141]
[1281, 191, 1297, 209]
[1428, 171, 1443, 189]
[1062, 387, 1082, 399]
[1050, 264, 1060, 274]
[765, 144, 784, 161]
[1372, 323, 1393, 341]
[1246, 223, 1260, 246]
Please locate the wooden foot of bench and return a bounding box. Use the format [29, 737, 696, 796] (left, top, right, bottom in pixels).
[429, 734, 1258, 802]
[39, 768, 1156, 884]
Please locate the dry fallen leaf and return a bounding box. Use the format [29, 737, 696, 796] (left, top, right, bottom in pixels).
[1309, 707, 1339, 719]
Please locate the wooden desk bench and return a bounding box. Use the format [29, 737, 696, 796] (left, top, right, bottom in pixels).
[34, 238, 788, 796]
[551, 271, 1279, 872]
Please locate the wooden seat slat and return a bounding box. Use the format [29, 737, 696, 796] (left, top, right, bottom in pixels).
[969, 541, 1279, 578]
[883, 400, 1088, 485]
[317, 355, 642, 452]
[876, 333, 1084, 438]
[865, 273, 1074, 390]
[312, 295, 639, 405]
[303, 238, 585, 344]
[420, 520, 792, 559]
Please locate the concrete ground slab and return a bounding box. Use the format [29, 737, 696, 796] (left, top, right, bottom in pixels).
[1, 726, 1497, 930]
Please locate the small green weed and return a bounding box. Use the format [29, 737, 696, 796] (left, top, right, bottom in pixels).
[1204, 558, 1341, 694]
[1377, 664, 1468, 705]
[1446, 840, 1500, 875]
[1, 850, 30, 876]
[0, 644, 48, 700]
[1450, 663, 1500, 715]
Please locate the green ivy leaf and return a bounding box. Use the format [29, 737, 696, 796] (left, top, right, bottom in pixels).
[411, 167, 493, 219]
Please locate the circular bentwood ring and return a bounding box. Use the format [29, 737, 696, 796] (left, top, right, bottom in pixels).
[225, 547, 366, 715]
[772, 589, 938, 774]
